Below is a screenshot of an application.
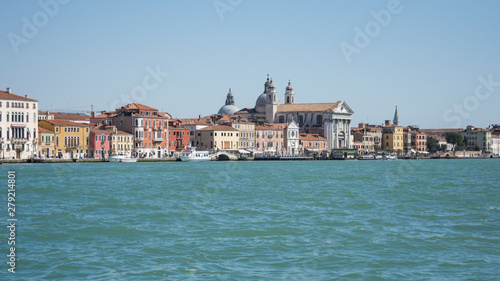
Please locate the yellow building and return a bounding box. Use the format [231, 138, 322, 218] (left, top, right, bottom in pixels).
[108, 126, 134, 156]
[195, 125, 239, 151]
[39, 120, 90, 158]
[382, 121, 404, 152]
[38, 127, 55, 158]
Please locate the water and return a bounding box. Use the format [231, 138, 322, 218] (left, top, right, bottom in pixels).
[1, 159, 499, 280]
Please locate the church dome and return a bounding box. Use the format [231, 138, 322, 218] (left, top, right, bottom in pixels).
[255, 93, 267, 113]
[218, 104, 240, 115]
[218, 88, 240, 115]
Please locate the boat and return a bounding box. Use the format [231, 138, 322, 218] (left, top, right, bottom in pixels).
[384, 154, 398, 160]
[109, 153, 137, 163]
[358, 154, 375, 160]
[180, 146, 211, 162]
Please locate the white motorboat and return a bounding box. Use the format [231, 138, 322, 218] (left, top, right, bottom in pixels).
[358, 154, 375, 160]
[180, 146, 211, 162]
[109, 153, 137, 163]
[384, 155, 398, 160]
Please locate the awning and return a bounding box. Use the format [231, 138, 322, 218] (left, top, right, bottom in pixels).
[238, 149, 250, 154]
[305, 148, 323, 152]
[247, 149, 263, 154]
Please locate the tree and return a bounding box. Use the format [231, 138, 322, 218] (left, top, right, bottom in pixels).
[445, 132, 465, 150]
[427, 137, 440, 153]
[474, 145, 481, 151]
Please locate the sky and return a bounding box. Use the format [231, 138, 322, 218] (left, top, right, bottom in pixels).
[1, 0, 499, 129]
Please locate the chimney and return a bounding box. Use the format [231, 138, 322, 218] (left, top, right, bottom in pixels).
[25, 95, 28, 98]
[385, 120, 391, 126]
[6, 87, 11, 93]
[358, 123, 366, 129]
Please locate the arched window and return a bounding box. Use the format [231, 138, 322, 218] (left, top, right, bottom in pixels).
[298, 115, 304, 126]
[279, 116, 284, 123]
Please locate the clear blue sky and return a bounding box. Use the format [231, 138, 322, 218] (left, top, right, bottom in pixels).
[1, 0, 499, 128]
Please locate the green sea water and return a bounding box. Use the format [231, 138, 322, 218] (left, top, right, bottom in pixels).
[1, 159, 499, 280]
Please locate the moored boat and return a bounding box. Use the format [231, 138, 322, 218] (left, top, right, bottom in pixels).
[109, 153, 137, 163]
[180, 146, 211, 162]
[358, 154, 375, 160]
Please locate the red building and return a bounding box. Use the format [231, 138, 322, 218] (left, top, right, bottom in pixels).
[90, 103, 170, 158]
[168, 119, 190, 152]
[90, 128, 111, 159]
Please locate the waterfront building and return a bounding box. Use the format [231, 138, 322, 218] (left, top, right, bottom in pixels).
[215, 115, 256, 151]
[352, 123, 382, 152]
[403, 126, 427, 153]
[39, 119, 90, 159]
[217, 89, 240, 115]
[460, 125, 492, 152]
[89, 128, 111, 159]
[235, 77, 354, 149]
[168, 119, 190, 153]
[299, 133, 328, 154]
[491, 137, 500, 156]
[110, 129, 133, 156]
[255, 123, 286, 154]
[38, 127, 55, 158]
[180, 116, 212, 147]
[382, 120, 404, 153]
[284, 120, 300, 155]
[195, 125, 239, 151]
[0, 88, 39, 159]
[99, 103, 170, 158]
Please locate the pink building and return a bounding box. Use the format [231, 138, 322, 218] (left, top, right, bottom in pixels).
[255, 123, 286, 155]
[90, 128, 111, 159]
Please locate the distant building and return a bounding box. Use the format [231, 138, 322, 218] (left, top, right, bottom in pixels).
[236, 76, 354, 149]
[255, 123, 286, 154]
[38, 127, 55, 158]
[299, 133, 327, 154]
[284, 120, 300, 155]
[352, 123, 383, 152]
[195, 125, 239, 151]
[217, 89, 240, 115]
[393, 106, 400, 126]
[382, 120, 404, 153]
[39, 119, 90, 159]
[168, 119, 190, 152]
[403, 126, 427, 153]
[0, 88, 39, 159]
[460, 125, 491, 152]
[90, 128, 111, 159]
[50, 112, 90, 124]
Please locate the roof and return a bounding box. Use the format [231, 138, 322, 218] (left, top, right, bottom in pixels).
[300, 133, 327, 141]
[115, 130, 133, 135]
[90, 129, 112, 134]
[117, 103, 158, 111]
[40, 119, 89, 127]
[38, 127, 53, 133]
[0, 90, 38, 102]
[198, 125, 238, 131]
[51, 112, 90, 120]
[420, 129, 463, 136]
[255, 123, 287, 130]
[235, 107, 257, 114]
[277, 102, 341, 113]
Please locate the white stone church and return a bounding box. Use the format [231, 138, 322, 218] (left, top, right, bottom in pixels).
[235, 76, 354, 149]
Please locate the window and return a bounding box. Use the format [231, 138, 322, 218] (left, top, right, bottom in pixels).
[317, 115, 322, 125]
[279, 116, 284, 123]
[6, 112, 8, 122]
[298, 115, 304, 125]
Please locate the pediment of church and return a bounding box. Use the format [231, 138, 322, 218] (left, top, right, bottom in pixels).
[333, 101, 354, 115]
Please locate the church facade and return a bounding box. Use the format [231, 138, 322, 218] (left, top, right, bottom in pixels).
[235, 76, 354, 149]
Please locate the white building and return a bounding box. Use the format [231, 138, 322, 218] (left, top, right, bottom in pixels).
[236, 77, 354, 149]
[0, 88, 39, 159]
[284, 120, 300, 155]
[491, 138, 500, 156]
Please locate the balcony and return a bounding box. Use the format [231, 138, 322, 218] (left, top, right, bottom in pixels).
[136, 136, 144, 141]
[154, 137, 163, 142]
[11, 138, 28, 144]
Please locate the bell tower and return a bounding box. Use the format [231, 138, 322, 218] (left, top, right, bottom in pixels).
[284, 80, 295, 104]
